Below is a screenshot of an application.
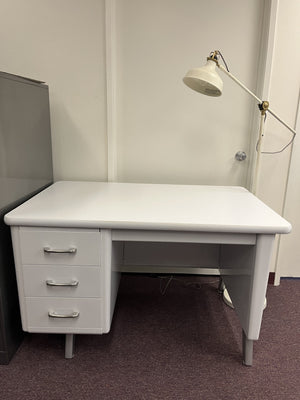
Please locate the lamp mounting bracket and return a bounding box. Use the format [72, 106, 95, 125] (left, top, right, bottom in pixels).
[258, 101, 269, 116]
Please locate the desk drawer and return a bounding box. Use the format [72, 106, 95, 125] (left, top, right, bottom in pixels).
[25, 298, 103, 333]
[19, 227, 101, 266]
[23, 265, 102, 298]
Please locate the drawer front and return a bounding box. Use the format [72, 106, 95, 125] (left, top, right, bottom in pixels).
[19, 227, 101, 266]
[25, 298, 103, 333]
[23, 265, 102, 298]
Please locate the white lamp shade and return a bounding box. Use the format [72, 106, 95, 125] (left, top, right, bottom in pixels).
[183, 59, 223, 97]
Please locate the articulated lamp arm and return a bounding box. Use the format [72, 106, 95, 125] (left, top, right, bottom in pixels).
[183, 50, 296, 135]
[218, 64, 297, 136]
[183, 51, 297, 194]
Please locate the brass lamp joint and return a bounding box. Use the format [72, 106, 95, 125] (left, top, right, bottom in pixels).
[258, 101, 269, 115]
[207, 50, 220, 66]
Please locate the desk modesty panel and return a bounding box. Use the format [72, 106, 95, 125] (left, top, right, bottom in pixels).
[4, 181, 291, 365]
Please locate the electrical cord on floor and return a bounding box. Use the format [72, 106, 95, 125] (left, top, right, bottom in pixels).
[156, 274, 220, 295]
[159, 275, 173, 295]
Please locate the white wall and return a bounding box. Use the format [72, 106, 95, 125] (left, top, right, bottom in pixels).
[0, 0, 107, 182]
[276, 96, 300, 278]
[0, 0, 264, 187]
[256, 0, 300, 278]
[273, 0, 300, 279]
[114, 0, 263, 186]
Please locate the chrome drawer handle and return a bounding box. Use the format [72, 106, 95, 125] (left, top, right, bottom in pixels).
[46, 279, 79, 287]
[43, 246, 77, 254]
[48, 311, 80, 319]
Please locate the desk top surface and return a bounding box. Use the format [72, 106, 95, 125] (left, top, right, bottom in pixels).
[4, 181, 291, 234]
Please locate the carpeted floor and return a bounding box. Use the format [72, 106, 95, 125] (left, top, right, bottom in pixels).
[0, 275, 299, 400]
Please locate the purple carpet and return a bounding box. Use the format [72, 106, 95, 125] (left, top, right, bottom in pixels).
[0, 275, 299, 400]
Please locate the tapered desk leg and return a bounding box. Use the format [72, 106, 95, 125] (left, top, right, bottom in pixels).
[242, 330, 253, 366]
[218, 277, 225, 294]
[220, 234, 275, 365]
[65, 334, 75, 359]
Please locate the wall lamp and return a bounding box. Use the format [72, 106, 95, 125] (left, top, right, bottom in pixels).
[183, 50, 297, 194]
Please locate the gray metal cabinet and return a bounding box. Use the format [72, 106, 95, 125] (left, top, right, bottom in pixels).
[0, 71, 53, 363]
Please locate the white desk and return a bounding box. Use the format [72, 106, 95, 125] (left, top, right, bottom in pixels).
[4, 181, 291, 365]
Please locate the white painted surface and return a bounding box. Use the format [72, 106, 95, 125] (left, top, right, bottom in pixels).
[0, 0, 266, 186]
[101, 230, 121, 330]
[276, 92, 300, 278]
[23, 265, 102, 298]
[10, 225, 113, 335]
[7, 181, 285, 356]
[120, 265, 220, 276]
[19, 227, 101, 266]
[257, 1, 300, 212]
[256, 0, 300, 277]
[5, 181, 291, 234]
[105, 0, 118, 182]
[0, 0, 107, 181]
[114, 0, 263, 185]
[25, 297, 103, 333]
[112, 230, 256, 245]
[220, 234, 275, 340]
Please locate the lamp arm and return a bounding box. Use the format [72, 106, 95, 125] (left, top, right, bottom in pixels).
[218, 64, 296, 136]
[267, 108, 296, 136]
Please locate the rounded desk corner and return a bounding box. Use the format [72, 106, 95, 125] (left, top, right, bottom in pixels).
[3, 213, 12, 226]
[285, 223, 292, 234]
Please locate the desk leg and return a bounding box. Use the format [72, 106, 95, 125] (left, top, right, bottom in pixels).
[242, 330, 253, 366]
[220, 234, 275, 365]
[65, 334, 75, 359]
[218, 277, 225, 294]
